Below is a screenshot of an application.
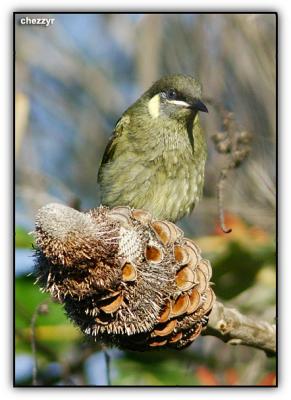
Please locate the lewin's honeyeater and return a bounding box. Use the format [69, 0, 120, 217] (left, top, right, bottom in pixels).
[98, 74, 208, 222]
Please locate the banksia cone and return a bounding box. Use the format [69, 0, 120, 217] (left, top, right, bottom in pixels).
[34, 203, 215, 351]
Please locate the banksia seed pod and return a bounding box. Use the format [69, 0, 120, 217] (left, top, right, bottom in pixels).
[34, 203, 215, 351]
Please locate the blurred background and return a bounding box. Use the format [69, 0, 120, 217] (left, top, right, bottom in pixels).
[15, 13, 276, 386]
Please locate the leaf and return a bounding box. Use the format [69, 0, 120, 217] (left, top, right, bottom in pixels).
[257, 372, 276, 386]
[15, 226, 34, 248]
[15, 276, 68, 328]
[113, 351, 200, 386]
[196, 366, 219, 386]
[211, 240, 275, 300]
[20, 325, 81, 342]
[15, 276, 81, 355]
[224, 368, 239, 385]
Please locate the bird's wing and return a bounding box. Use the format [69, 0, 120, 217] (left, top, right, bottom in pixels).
[97, 114, 130, 181]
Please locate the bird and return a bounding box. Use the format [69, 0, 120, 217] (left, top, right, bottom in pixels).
[98, 74, 208, 222]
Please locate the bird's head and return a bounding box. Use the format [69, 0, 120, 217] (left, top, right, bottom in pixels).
[143, 74, 208, 121]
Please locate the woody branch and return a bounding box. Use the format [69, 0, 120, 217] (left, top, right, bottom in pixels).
[203, 301, 276, 356]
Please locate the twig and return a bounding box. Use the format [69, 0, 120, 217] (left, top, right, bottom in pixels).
[30, 303, 49, 385]
[203, 301, 276, 356]
[206, 98, 252, 234]
[103, 349, 112, 386]
[217, 168, 232, 233]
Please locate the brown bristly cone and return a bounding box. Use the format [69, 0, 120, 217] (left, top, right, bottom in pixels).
[34, 203, 215, 351]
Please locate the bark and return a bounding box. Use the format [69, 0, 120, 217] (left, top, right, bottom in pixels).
[203, 301, 276, 356]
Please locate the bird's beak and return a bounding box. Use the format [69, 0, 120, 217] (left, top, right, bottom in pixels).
[192, 99, 208, 113]
[166, 98, 208, 113]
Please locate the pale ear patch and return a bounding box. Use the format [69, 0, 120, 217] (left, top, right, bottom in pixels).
[148, 94, 160, 118]
[167, 99, 190, 108]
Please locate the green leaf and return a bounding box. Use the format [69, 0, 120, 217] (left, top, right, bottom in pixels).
[15, 226, 34, 248]
[15, 276, 81, 355]
[113, 351, 200, 386]
[211, 240, 276, 300]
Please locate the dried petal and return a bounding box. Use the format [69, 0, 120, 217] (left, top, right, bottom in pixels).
[174, 245, 190, 265]
[184, 244, 200, 270]
[122, 262, 137, 282]
[175, 267, 196, 291]
[185, 239, 201, 268]
[111, 206, 131, 216]
[201, 287, 216, 314]
[151, 221, 172, 245]
[167, 221, 183, 243]
[168, 331, 183, 343]
[100, 293, 123, 314]
[185, 239, 201, 255]
[188, 323, 203, 341]
[145, 245, 163, 263]
[153, 320, 177, 337]
[198, 259, 212, 280]
[149, 339, 167, 347]
[99, 290, 121, 301]
[108, 206, 131, 226]
[158, 301, 172, 323]
[187, 288, 201, 314]
[195, 268, 208, 293]
[95, 316, 110, 325]
[132, 209, 152, 224]
[171, 294, 190, 317]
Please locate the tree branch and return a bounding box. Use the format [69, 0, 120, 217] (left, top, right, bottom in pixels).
[203, 301, 276, 356]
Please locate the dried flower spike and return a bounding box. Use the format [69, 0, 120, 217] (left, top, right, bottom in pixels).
[34, 203, 215, 351]
[207, 98, 252, 234]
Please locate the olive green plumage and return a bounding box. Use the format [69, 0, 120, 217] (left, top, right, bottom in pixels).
[98, 74, 208, 222]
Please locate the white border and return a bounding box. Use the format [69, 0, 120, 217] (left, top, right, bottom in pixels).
[2, 0, 289, 398]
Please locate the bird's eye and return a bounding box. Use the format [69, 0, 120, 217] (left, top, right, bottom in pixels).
[167, 89, 177, 99]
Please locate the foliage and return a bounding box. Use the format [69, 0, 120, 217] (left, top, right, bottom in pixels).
[15, 226, 33, 248]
